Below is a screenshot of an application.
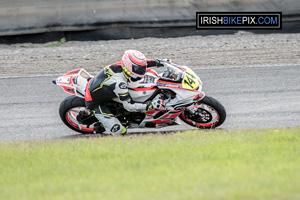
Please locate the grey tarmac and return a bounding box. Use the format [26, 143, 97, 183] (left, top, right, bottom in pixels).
[0, 65, 299, 142]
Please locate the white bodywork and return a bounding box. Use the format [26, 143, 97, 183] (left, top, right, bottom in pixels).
[55, 68, 93, 98]
[128, 63, 204, 111]
[55, 63, 205, 127]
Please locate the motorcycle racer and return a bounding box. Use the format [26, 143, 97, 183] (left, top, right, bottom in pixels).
[85, 50, 164, 135]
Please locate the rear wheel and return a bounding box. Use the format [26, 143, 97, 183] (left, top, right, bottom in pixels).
[179, 96, 226, 129]
[59, 96, 98, 134]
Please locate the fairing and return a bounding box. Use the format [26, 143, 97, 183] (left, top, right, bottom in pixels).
[54, 64, 206, 127]
[55, 68, 92, 98]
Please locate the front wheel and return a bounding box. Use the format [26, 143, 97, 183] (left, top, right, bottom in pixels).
[179, 96, 226, 129]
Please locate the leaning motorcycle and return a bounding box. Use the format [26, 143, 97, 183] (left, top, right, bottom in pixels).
[53, 60, 226, 134]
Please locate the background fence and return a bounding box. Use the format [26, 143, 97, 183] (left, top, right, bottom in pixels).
[0, 0, 299, 41]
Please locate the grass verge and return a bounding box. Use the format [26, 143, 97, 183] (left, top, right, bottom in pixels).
[0, 128, 299, 200]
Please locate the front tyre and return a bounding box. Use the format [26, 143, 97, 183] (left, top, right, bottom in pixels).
[179, 96, 226, 129]
[59, 96, 96, 134]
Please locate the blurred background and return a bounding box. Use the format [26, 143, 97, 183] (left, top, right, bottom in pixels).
[0, 0, 300, 43]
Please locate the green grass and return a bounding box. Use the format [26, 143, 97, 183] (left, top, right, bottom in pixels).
[45, 38, 66, 48]
[0, 128, 299, 200]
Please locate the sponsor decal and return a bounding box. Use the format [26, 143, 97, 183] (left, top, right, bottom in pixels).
[157, 83, 180, 88]
[119, 82, 127, 89]
[140, 75, 156, 84]
[111, 124, 121, 133]
[196, 12, 282, 29]
[56, 77, 70, 84]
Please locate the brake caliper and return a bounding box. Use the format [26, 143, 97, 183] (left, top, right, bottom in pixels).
[185, 106, 198, 115]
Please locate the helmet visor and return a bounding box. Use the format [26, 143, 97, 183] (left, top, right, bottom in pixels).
[132, 63, 147, 75]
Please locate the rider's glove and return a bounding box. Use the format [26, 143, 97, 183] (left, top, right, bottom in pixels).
[155, 59, 164, 68]
[146, 99, 164, 111]
[155, 58, 173, 68]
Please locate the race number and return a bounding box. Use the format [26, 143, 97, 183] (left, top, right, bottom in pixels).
[182, 70, 199, 90]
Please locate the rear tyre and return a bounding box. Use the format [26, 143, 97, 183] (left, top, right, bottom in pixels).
[179, 96, 226, 129]
[59, 96, 96, 134]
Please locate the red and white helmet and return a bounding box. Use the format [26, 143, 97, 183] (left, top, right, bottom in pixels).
[121, 50, 147, 78]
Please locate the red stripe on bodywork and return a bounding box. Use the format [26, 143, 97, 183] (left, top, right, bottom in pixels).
[148, 119, 172, 123]
[170, 112, 182, 118]
[157, 80, 181, 87]
[145, 110, 158, 115]
[84, 79, 93, 101]
[157, 80, 203, 93]
[130, 86, 156, 91]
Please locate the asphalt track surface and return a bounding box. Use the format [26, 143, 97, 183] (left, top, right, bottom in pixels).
[0, 65, 299, 142]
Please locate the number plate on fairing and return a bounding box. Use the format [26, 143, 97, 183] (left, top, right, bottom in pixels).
[182, 70, 199, 90]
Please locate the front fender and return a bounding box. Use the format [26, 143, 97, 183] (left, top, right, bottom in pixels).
[193, 91, 205, 102]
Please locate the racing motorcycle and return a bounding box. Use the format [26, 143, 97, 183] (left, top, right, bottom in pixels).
[53, 60, 226, 134]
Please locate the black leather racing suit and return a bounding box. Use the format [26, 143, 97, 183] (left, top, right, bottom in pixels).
[84, 60, 157, 135]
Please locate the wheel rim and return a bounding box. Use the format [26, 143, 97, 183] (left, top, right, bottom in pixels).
[181, 103, 220, 128]
[65, 107, 94, 132]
